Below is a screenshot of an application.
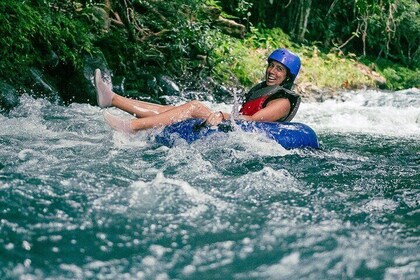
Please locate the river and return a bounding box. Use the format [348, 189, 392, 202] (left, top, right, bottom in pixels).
[0, 88, 419, 279]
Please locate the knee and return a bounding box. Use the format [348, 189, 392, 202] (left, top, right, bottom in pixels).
[187, 100, 203, 110]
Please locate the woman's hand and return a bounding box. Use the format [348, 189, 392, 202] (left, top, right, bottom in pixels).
[205, 111, 225, 126]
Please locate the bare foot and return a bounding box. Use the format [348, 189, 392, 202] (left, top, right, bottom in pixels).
[103, 110, 135, 134]
[94, 69, 114, 108]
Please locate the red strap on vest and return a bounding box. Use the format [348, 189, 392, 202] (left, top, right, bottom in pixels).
[239, 96, 270, 116]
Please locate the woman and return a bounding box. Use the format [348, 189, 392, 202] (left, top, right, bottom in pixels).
[96, 48, 301, 133]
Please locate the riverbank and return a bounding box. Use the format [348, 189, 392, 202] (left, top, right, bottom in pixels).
[0, 1, 418, 112]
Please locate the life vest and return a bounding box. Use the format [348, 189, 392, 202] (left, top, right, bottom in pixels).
[239, 82, 301, 122]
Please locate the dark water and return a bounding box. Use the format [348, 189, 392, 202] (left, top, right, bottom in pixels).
[0, 89, 419, 279]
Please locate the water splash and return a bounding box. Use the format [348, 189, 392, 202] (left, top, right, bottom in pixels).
[0, 90, 419, 279]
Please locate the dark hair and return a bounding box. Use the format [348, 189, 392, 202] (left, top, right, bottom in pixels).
[281, 71, 294, 90]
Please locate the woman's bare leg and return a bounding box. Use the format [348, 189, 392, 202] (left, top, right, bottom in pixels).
[96, 69, 223, 133]
[103, 100, 214, 132]
[112, 95, 174, 118]
[130, 100, 212, 130]
[95, 69, 173, 117]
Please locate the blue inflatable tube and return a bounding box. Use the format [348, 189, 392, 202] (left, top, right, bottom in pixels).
[155, 119, 320, 149]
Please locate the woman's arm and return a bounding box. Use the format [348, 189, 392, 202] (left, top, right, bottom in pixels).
[205, 111, 228, 126]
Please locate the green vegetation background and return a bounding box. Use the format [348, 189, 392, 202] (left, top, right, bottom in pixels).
[0, 0, 419, 105]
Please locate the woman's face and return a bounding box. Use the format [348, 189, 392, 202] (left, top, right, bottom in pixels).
[265, 61, 288, 86]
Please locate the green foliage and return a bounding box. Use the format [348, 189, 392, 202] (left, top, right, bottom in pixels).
[0, 0, 418, 95]
[377, 62, 420, 90]
[0, 0, 214, 85]
[210, 0, 419, 90]
[235, 0, 253, 22]
[210, 32, 264, 86]
[96, 0, 212, 77]
[299, 47, 376, 88]
[246, 26, 293, 50]
[209, 27, 295, 86]
[219, 0, 420, 71]
[208, 28, 389, 90]
[0, 0, 97, 83]
[395, 0, 420, 67]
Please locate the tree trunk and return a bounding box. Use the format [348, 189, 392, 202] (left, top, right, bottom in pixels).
[257, 0, 267, 25]
[289, 0, 312, 42]
[297, 0, 312, 42]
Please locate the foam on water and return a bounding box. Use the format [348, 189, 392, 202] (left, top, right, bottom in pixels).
[296, 89, 420, 137]
[1, 90, 419, 279]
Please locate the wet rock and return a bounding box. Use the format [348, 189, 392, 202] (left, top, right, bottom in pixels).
[204, 5, 246, 38]
[45, 50, 59, 69]
[215, 16, 246, 38]
[113, 73, 159, 102]
[356, 63, 387, 88]
[202, 5, 222, 20]
[156, 75, 181, 96]
[92, 6, 111, 31]
[0, 81, 20, 112]
[56, 53, 110, 105]
[123, 74, 182, 104]
[201, 77, 237, 103]
[176, 74, 237, 103]
[110, 75, 126, 95]
[295, 82, 339, 102]
[28, 68, 62, 104]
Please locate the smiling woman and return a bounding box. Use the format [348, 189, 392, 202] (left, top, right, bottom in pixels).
[96, 48, 303, 133]
[266, 60, 288, 86]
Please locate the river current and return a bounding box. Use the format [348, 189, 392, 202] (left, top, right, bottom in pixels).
[0, 88, 419, 279]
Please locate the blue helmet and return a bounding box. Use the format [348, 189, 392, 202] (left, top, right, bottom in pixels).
[267, 48, 301, 81]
